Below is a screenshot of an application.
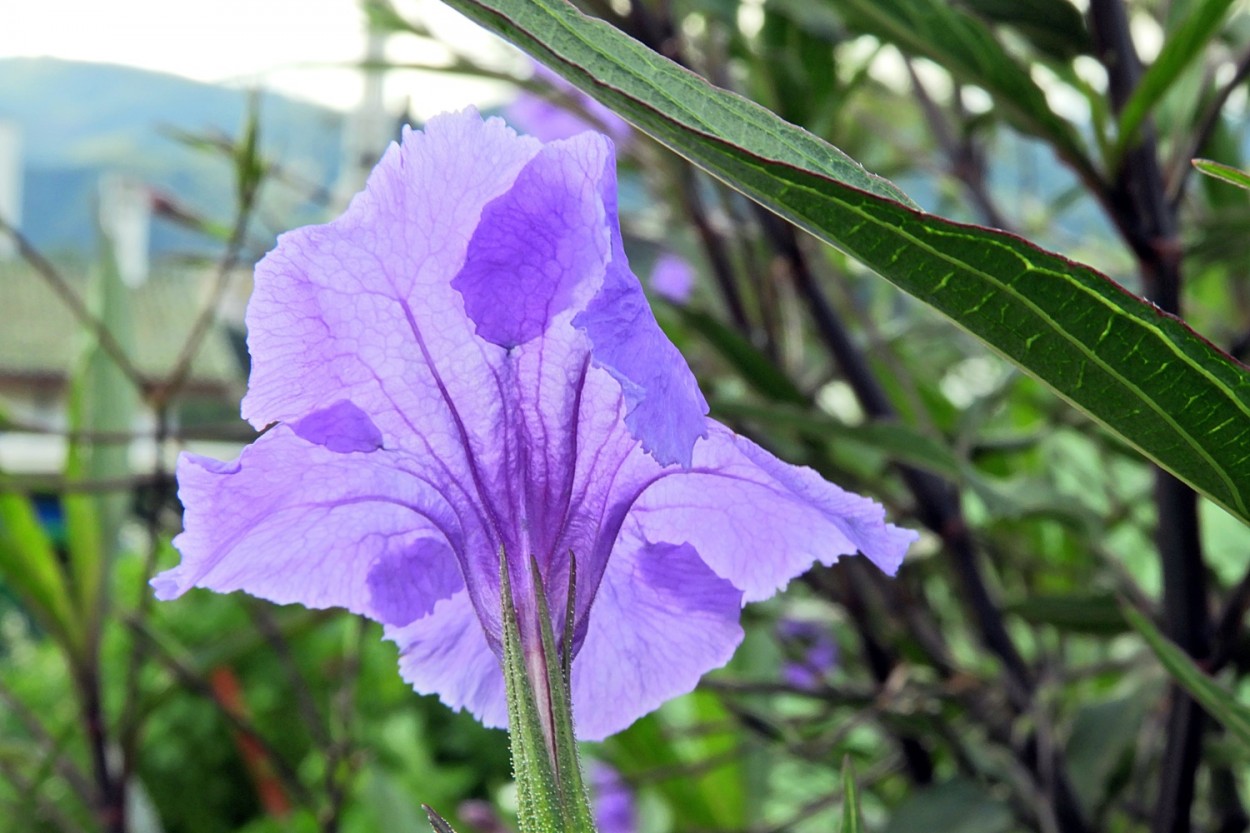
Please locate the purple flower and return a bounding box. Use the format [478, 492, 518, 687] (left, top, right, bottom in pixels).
[506, 64, 632, 144]
[777, 618, 839, 690]
[590, 761, 636, 833]
[649, 253, 695, 304]
[153, 109, 915, 740]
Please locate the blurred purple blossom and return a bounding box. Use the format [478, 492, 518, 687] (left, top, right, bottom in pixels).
[649, 252, 695, 304]
[455, 800, 509, 833]
[590, 761, 637, 833]
[506, 63, 631, 144]
[153, 109, 914, 739]
[777, 618, 839, 690]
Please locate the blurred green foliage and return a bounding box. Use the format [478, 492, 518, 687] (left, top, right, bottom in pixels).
[3, 0, 1250, 832]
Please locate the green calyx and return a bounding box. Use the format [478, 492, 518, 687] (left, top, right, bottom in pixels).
[499, 547, 597, 833]
[424, 551, 595, 833]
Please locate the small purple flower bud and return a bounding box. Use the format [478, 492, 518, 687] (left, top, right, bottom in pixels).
[777, 618, 840, 690]
[649, 253, 695, 305]
[590, 761, 636, 833]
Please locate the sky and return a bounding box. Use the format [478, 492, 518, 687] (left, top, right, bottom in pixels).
[1, 0, 513, 115]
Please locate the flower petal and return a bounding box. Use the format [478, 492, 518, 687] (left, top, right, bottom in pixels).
[574, 168, 708, 466]
[463, 336, 644, 651]
[367, 538, 465, 626]
[453, 134, 612, 348]
[628, 422, 917, 602]
[292, 399, 383, 453]
[571, 541, 744, 740]
[153, 426, 464, 624]
[388, 590, 509, 730]
[240, 108, 538, 464]
[236, 109, 552, 629]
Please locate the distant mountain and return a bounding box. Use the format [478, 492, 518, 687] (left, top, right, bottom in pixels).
[0, 57, 1118, 268]
[0, 57, 347, 255]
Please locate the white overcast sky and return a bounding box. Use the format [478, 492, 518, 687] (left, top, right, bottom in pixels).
[1, 0, 514, 115]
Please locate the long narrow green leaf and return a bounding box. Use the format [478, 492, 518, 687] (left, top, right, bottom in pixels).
[1115, 0, 1237, 158]
[423, 804, 460, 833]
[1121, 603, 1250, 747]
[0, 493, 80, 654]
[1193, 158, 1250, 192]
[440, 0, 1250, 526]
[675, 307, 807, 405]
[960, 0, 1091, 61]
[712, 399, 966, 481]
[840, 756, 864, 833]
[64, 220, 137, 634]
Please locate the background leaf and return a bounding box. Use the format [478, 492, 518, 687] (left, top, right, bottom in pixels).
[1193, 158, 1250, 192]
[839, 757, 863, 833]
[63, 226, 138, 635]
[423, 804, 460, 833]
[1114, 0, 1238, 158]
[958, 0, 1092, 61]
[0, 493, 79, 653]
[823, 0, 1092, 173]
[884, 778, 1013, 833]
[1121, 602, 1250, 748]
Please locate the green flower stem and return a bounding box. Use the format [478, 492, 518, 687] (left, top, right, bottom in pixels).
[499, 547, 597, 833]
